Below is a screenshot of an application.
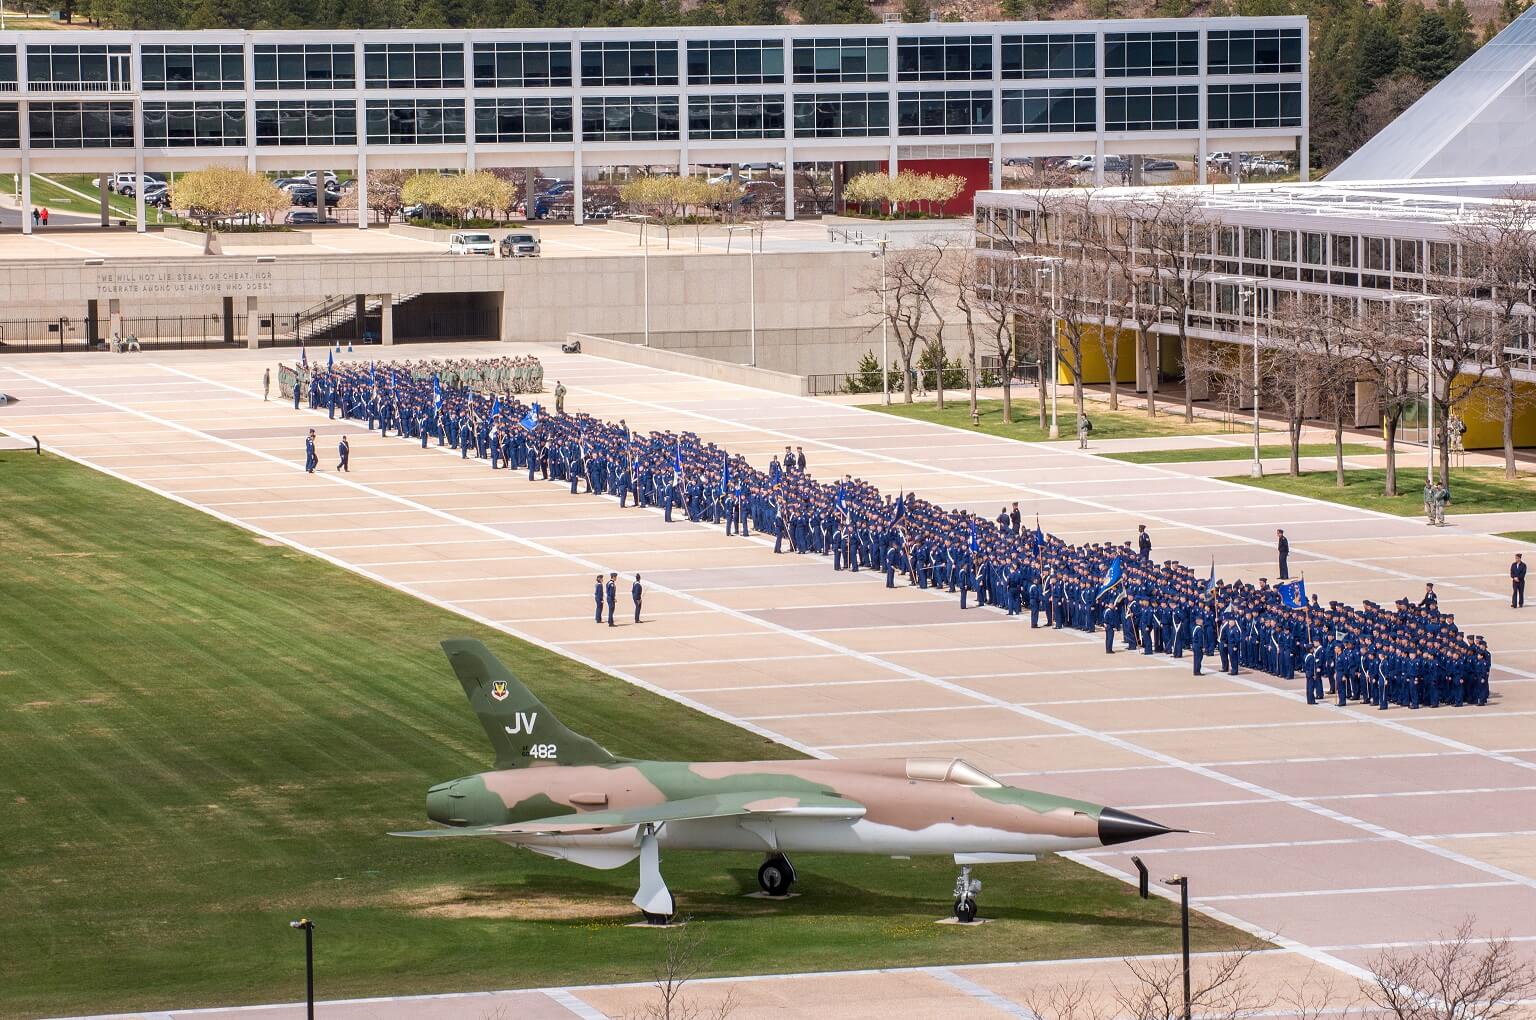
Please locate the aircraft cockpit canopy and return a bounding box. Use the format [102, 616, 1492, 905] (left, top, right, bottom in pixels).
[905, 757, 1003, 788]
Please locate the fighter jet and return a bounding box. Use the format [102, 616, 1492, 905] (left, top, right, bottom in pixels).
[394, 640, 1185, 923]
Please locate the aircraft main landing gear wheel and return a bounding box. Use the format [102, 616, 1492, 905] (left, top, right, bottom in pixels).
[641, 911, 674, 926]
[953, 897, 978, 924]
[757, 854, 796, 896]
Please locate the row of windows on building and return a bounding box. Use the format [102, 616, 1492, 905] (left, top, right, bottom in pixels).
[0, 84, 1302, 147]
[0, 30, 1303, 91]
[989, 219, 1465, 291]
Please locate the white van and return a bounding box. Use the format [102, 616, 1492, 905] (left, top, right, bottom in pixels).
[447, 232, 496, 256]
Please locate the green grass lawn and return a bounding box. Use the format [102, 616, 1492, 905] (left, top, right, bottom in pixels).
[1223, 467, 1536, 516]
[860, 397, 1242, 442]
[0, 453, 1252, 1017]
[0, 172, 141, 220]
[1104, 443, 1380, 465]
[1498, 532, 1536, 544]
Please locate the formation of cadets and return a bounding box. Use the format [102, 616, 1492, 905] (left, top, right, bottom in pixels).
[291, 357, 1495, 713]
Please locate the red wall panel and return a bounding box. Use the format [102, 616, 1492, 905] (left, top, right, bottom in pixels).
[877, 157, 993, 216]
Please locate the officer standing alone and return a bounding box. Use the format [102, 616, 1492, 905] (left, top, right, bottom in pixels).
[632, 574, 644, 623]
[1277, 529, 1290, 580]
[1514, 553, 1528, 609]
[337, 434, 350, 472]
[304, 429, 318, 473]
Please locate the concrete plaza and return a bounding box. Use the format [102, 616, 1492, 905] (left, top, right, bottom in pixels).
[4, 343, 1536, 1020]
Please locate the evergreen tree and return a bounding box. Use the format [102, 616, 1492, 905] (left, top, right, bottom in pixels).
[900, 0, 929, 22]
[1403, 8, 1460, 81]
[792, 0, 873, 22]
[1350, 13, 1402, 104]
[999, 0, 1027, 19]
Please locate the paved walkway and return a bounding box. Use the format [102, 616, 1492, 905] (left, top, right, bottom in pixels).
[5, 343, 1535, 1019]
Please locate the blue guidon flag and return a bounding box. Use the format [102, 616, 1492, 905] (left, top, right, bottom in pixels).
[834, 482, 849, 515]
[891, 490, 905, 523]
[1093, 556, 1124, 603]
[520, 403, 540, 432]
[673, 440, 684, 480]
[718, 451, 731, 494]
[1277, 579, 1308, 609]
[968, 521, 980, 554]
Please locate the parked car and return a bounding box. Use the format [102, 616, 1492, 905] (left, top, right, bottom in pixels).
[1142, 158, 1178, 171]
[1064, 154, 1127, 172]
[289, 185, 341, 207]
[285, 210, 319, 224]
[1244, 157, 1289, 175]
[447, 231, 496, 255]
[94, 172, 166, 194]
[300, 170, 340, 187]
[139, 183, 170, 205]
[738, 161, 782, 171]
[500, 230, 541, 257]
[1002, 156, 1030, 166]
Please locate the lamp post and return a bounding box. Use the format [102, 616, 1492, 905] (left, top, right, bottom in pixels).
[640, 218, 652, 347]
[857, 236, 893, 405]
[724, 224, 759, 367]
[1391, 294, 1440, 486]
[1161, 876, 1192, 1020]
[1021, 255, 1065, 439]
[288, 918, 315, 1020]
[1217, 275, 1264, 477]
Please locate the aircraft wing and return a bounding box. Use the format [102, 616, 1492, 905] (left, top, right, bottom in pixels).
[391, 791, 865, 838]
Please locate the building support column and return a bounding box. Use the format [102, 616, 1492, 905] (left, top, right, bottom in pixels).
[356, 151, 369, 229]
[1354, 379, 1380, 427]
[991, 140, 1002, 190]
[222, 296, 234, 345]
[20, 156, 31, 236]
[1130, 154, 1144, 186]
[783, 143, 795, 222]
[380, 293, 394, 346]
[246, 296, 260, 350]
[573, 150, 584, 226]
[134, 149, 146, 232]
[108, 298, 123, 340]
[99, 173, 110, 227]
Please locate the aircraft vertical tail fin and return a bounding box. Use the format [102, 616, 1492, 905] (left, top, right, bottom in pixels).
[441, 639, 618, 769]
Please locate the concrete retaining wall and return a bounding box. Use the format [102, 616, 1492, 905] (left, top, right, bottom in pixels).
[569, 332, 809, 396]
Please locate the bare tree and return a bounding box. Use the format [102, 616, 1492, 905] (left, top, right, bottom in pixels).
[1262, 291, 1329, 477]
[1363, 919, 1536, 1020]
[1292, 291, 1365, 486]
[1017, 979, 1109, 1020]
[1125, 191, 1218, 422]
[1117, 948, 1272, 1020]
[628, 920, 739, 1020]
[860, 245, 945, 404]
[1450, 188, 1536, 478]
[1351, 300, 1426, 496]
[946, 242, 1009, 420]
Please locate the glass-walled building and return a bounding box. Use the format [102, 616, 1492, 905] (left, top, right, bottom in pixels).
[972, 176, 1536, 449]
[0, 18, 1307, 230]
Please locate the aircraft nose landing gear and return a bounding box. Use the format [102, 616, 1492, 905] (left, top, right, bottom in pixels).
[757, 853, 796, 897]
[953, 865, 981, 924]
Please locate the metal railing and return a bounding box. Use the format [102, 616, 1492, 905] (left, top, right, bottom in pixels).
[24, 80, 134, 93]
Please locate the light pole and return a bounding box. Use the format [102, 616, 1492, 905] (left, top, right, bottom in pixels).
[1021, 255, 1064, 439]
[639, 216, 654, 347]
[858, 236, 892, 404]
[1217, 275, 1264, 477]
[724, 224, 759, 367]
[289, 918, 315, 1020]
[1161, 876, 1192, 1020]
[1392, 294, 1440, 486]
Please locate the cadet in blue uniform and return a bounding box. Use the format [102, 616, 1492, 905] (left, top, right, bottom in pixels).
[632, 574, 643, 624]
[594, 574, 604, 624]
[605, 572, 618, 627]
[1277, 529, 1290, 579]
[304, 429, 318, 473]
[337, 434, 350, 472]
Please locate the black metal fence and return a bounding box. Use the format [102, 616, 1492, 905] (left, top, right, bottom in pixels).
[806, 361, 1041, 397]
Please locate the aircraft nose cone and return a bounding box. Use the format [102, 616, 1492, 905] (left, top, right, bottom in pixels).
[1098, 806, 1182, 846]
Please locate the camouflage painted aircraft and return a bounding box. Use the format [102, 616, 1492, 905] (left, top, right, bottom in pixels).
[395, 640, 1186, 923]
